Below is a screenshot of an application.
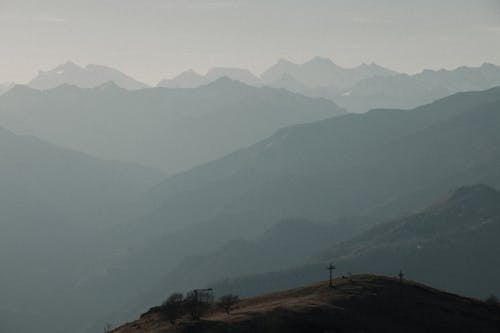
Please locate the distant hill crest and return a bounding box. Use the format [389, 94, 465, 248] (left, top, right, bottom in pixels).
[28, 61, 149, 90]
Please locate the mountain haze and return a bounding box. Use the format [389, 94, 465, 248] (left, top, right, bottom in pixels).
[0, 127, 164, 333]
[78, 86, 500, 330]
[139, 86, 500, 235]
[0, 79, 344, 172]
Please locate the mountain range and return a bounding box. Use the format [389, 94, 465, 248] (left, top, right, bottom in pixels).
[2, 60, 500, 333]
[28, 61, 149, 90]
[137, 86, 500, 237]
[261, 57, 398, 91]
[15, 59, 500, 114]
[157, 59, 500, 113]
[75, 85, 500, 330]
[336, 62, 500, 112]
[158, 57, 397, 94]
[0, 79, 343, 173]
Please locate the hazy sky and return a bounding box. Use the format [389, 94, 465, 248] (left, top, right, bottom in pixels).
[1, 0, 500, 84]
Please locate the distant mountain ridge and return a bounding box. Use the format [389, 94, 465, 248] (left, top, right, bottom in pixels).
[261, 57, 398, 91]
[27, 61, 149, 90]
[0, 78, 344, 172]
[156, 59, 500, 113]
[157, 57, 397, 92]
[337, 62, 500, 112]
[22, 59, 500, 114]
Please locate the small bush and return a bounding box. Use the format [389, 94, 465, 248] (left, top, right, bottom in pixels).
[218, 294, 240, 315]
[160, 293, 185, 325]
[485, 294, 499, 306]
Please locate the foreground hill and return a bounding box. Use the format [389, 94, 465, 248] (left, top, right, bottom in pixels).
[0, 79, 343, 172]
[112, 275, 500, 333]
[212, 185, 500, 300]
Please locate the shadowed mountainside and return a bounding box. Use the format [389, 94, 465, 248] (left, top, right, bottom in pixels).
[210, 185, 500, 300]
[0, 126, 164, 333]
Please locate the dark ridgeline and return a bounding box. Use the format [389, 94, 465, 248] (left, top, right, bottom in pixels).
[113, 275, 500, 333]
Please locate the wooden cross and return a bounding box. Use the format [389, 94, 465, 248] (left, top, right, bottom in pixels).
[327, 264, 336, 288]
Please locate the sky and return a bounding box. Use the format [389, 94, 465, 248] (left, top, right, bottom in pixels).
[1, 0, 500, 85]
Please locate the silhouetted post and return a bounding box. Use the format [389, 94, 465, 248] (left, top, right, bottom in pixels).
[327, 264, 336, 288]
[398, 270, 404, 284]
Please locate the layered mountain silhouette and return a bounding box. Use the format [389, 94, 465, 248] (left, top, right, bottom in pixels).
[77, 86, 500, 331]
[158, 59, 500, 113]
[0, 79, 344, 173]
[158, 67, 262, 88]
[27, 61, 149, 90]
[337, 62, 500, 112]
[157, 57, 397, 93]
[114, 276, 500, 333]
[212, 185, 500, 301]
[157, 69, 208, 88]
[139, 86, 500, 235]
[23, 59, 500, 114]
[262, 57, 398, 92]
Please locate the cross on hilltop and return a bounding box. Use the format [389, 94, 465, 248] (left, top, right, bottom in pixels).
[327, 264, 336, 288]
[398, 270, 404, 283]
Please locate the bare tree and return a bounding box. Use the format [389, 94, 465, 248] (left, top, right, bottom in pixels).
[184, 289, 213, 320]
[218, 294, 239, 315]
[160, 292, 185, 325]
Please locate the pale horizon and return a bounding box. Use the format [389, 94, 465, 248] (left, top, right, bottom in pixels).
[1, 0, 500, 85]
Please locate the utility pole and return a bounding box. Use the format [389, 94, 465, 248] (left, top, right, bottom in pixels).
[398, 270, 404, 284]
[327, 263, 336, 288]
